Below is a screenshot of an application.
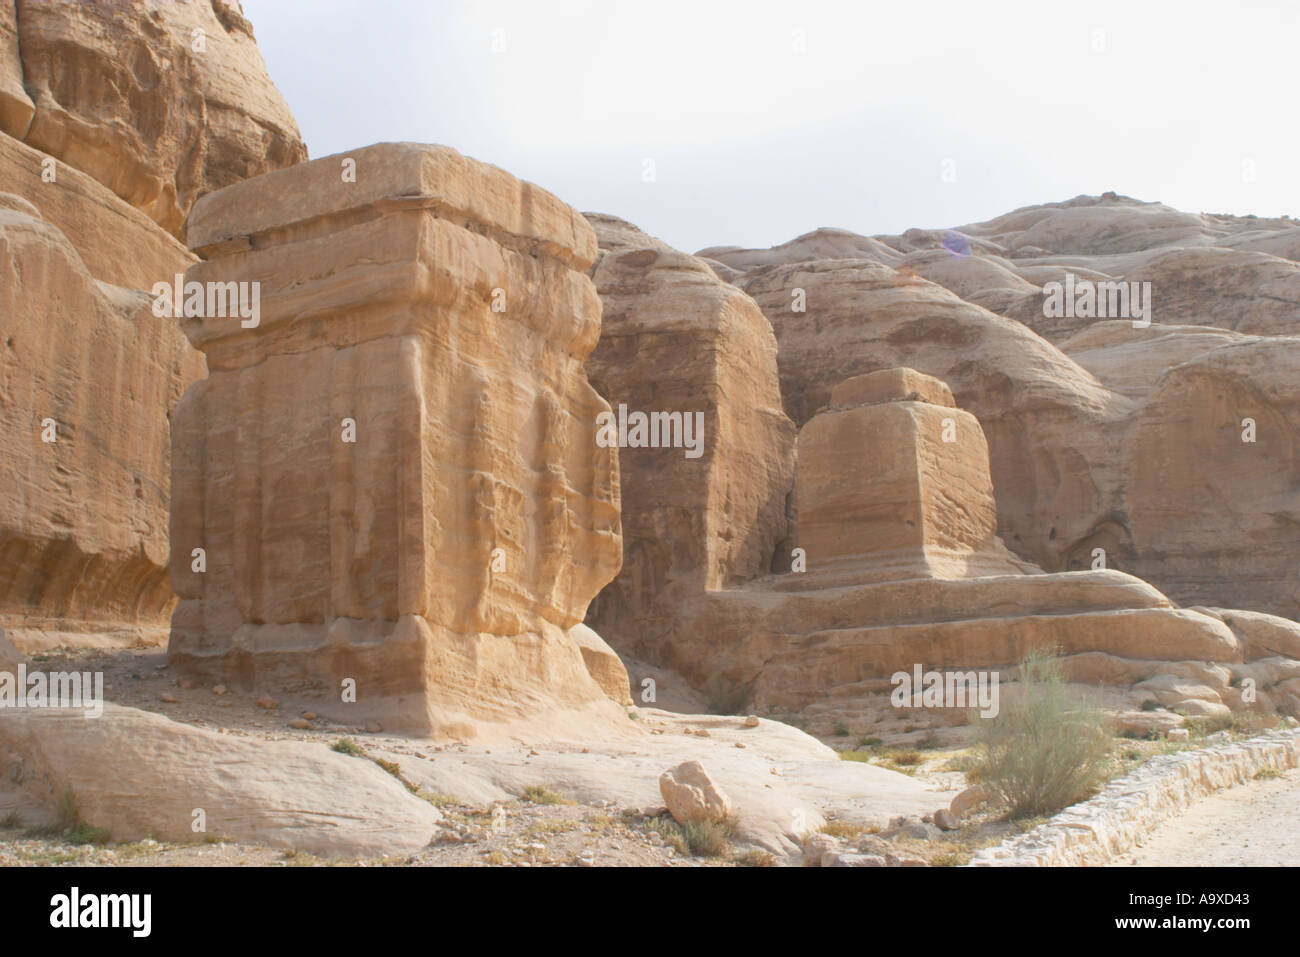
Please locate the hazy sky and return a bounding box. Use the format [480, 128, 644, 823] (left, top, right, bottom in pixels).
[242, 0, 1298, 253]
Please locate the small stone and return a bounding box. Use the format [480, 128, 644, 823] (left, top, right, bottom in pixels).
[212, 684, 227, 696]
[302, 711, 317, 720]
[949, 784, 992, 818]
[159, 693, 179, 703]
[744, 715, 760, 728]
[257, 697, 278, 710]
[364, 723, 382, 733]
[288, 718, 311, 730]
[734, 742, 746, 749]
[901, 820, 939, 840]
[803, 833, 839, 865]
[933, 808, 959, 831]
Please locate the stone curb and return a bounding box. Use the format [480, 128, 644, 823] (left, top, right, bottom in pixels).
[968, 728, 1300, 866]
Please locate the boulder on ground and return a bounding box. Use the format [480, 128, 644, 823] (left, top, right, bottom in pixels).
[659, 759, 732, 824]
[0, 704, 441, 857]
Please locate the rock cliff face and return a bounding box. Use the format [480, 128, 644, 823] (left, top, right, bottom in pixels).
[0, 0, 304, 648]
[703, 193, 1300, 619]
[737, 258, 1133, 585]
[0, 0, 306, 236]
[628, 365, 1293, 720]
[0, 170, 203, 649]
[582, 214, 795, 667]
[168, 143, 626, 736]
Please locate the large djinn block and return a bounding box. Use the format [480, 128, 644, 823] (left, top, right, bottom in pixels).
[168, 143, 623, 735]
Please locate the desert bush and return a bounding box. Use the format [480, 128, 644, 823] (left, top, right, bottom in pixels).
[970, 651, 1111, 818]
[331, 737, 366, 757]
[522, 784, 566, 805]
[648, 815, 736, 857]
[679, 817, 736, 857]
[67, 822, 111, 846]
[886, 748, 922, 766]
[732, 847, 776, 867]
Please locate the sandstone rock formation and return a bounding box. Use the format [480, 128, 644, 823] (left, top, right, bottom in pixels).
[0, 0, 307, 235]
[0, 132, 198, 290]
[701, 193, 1300, 619]
[581, 350, 1299, 721]
[736, 257, 1131, 583]
[659, 759, 732, 824]
[684, 368, 1290, 717]
[0, 624, 18, 673]
[0, 1, 31, 137]
[569, 623, 633, 705]
[0, 188, 204, 650]
[168, 142, 625, 736]
[0, 703, 442, 856]
[582, 214, 795, 672]
[793, 369, 1033, 584]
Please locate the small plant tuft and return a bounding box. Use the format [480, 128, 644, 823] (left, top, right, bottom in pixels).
[68, 822, 111, 846]
[732, 847, 776, 867]
[971, 650, 1111, 819]
[331, 737, 367, 757]
[522, 784, 566, 805]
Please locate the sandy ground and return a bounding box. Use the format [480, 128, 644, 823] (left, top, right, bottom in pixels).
[1118, 767, 1300, 866]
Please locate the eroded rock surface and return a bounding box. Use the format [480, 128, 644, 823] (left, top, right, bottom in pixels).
[703, 194, 1300, 618]
[169, 143, 624, 736]
[583, 214, 795, 670]
[0, 704, 442, 856]
[2, 0, 306, 235]
[0, 190, 204, 650]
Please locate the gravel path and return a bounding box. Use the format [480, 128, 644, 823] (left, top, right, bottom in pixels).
[1119, 767, 1300, 866]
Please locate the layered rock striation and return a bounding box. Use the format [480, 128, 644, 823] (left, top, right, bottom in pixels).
[168, 143, 626, 735]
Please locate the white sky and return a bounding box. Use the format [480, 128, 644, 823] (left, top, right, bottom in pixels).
[242, 0, 1299, 253]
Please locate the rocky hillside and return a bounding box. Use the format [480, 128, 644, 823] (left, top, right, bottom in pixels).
[0, 2, 1297, 867]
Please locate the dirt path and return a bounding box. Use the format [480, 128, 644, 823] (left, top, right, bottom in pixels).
[1119, 767, 1300, 866]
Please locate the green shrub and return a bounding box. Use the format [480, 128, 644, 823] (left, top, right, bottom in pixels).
[522, 784, 566, 805]
[970, 650, 1111, 818]
[68, 822, 111, 846]
[648, 816, 736, 857]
